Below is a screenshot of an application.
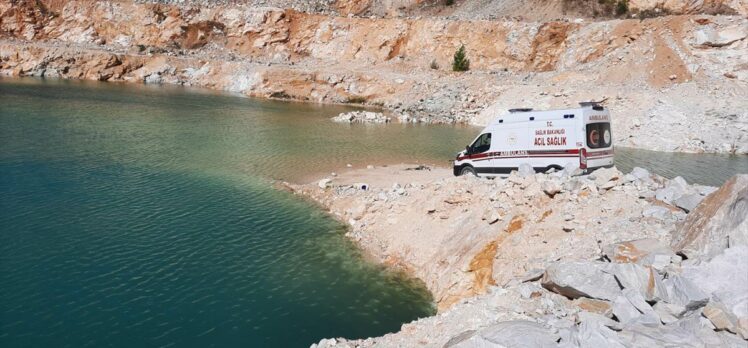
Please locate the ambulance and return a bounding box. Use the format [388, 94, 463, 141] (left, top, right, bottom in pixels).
[453, 102, 614, 177]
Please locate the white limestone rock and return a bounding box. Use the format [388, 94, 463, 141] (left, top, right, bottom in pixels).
[541, 261, 621, 301]
[605, 262, 669, 302]
[517, 163, 535, 178]
[590, 167, 622, 190]
[655, 176, 691, 204]
[673, 193, 704, 213]
[671, 175, 748, 260]
[664, 275, 709, 311]
[444, 321, 560, 348]
[318, 178, 332, 189]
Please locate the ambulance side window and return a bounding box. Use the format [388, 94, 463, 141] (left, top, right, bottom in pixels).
[471, 133, 492, 153]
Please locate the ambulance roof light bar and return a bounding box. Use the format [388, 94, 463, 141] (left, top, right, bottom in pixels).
[508, 108, 533, 113]
[579, 101, 605, 111]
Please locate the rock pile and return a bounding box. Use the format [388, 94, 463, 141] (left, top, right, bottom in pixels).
[298, 166, 747, 347]
[331, 111, 391, 124]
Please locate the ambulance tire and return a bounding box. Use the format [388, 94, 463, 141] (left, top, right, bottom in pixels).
[460, 166, 477, 177]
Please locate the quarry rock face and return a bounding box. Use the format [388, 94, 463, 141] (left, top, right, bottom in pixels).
[671, 175, 748, 259]
[1, 1, 747, 345]
[1, 1, 747, 154]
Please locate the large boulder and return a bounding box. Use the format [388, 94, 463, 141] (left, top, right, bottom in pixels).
[681, 246, 748, 339]
[541, 262, 621, 301]
[444, 321, 559, 348]
[693, 24, 748, 48]
[671, 175, 748, 259]
[590, 167, 622, 190]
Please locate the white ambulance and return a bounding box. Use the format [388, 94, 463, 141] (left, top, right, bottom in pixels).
[454, 102, 614, 177]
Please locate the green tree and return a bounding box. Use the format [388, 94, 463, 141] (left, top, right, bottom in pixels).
[452, 45, 470, 72]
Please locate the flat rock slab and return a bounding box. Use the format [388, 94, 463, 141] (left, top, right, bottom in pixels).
[444, 320, 559, 348]
[541, 261, 621, 301]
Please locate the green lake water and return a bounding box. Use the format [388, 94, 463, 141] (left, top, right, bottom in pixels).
[1, 78, 745, 347]
[0, 78, 482, 347]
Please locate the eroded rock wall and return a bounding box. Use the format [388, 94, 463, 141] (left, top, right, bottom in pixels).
[1, 0, 747, 153]
[3, 1, 746, 75]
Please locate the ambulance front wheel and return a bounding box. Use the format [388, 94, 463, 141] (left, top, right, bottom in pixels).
[460, 166, 477, 177]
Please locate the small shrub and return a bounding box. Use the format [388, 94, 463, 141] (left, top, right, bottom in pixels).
[615, 0, 629, 16]
[636, 6, 670, 19]
[430, 59, 439, 70]
[446, 0, 455, 6]
[452, 45, 470, 72]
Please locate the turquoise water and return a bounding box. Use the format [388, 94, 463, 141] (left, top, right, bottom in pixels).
[0, 79, 482, 347]
[0, 78, 745, 348]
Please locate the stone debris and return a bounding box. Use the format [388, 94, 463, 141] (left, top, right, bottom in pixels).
[664, 275, 710, 310]
[703, 301, 739, 334]
[517, 163, 535, 178]
[673, 193, 704, 213]
[611, 292, 644, 325]
[573, 298, 613, 318]
[444, 321, 560, 348]
[296, 168, 748, 348]
[606, 262, 669, 302]
[317, 178, 332, 189]
[693, 24, 748, 48]
[655, 176, 691, 204]
[541, 180, 562, 197]
[541, 262, 621, 301]
[603, 238, 679, 271]
[590, 167, 622, 190]
[331, 111, 391, 124]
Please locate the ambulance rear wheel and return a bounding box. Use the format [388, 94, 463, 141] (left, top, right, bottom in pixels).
[460, 166, 477, 177]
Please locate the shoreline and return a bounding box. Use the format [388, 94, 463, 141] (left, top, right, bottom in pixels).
[2, 0, 747, 154]
[290, 163, 748, 347]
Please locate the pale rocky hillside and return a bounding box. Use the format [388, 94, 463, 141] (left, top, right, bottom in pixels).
[2, 0, 746, 153]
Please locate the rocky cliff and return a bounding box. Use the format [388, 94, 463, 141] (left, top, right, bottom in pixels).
[1, 0, 747, 154]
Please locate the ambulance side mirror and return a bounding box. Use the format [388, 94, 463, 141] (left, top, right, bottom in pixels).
[465, 145, 471, 154]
